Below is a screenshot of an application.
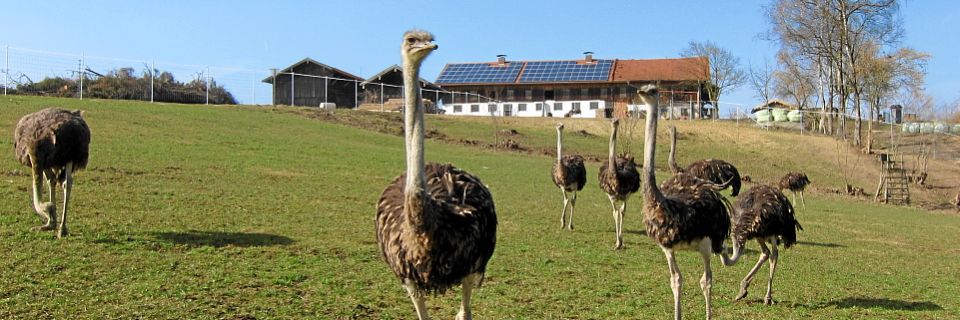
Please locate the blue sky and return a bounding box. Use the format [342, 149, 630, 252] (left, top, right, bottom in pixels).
[1, 1, 955, 114]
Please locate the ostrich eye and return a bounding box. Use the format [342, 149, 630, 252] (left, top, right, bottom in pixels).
[406, 38, 416, 44]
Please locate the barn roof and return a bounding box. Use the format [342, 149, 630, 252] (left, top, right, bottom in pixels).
[361, 64, 443, 90]
[434, 56, 709, 85]
[751, 99, 799, 113]
[262, 57, 364, 83]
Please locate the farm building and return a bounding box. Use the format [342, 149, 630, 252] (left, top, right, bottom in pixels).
[358, 65, 447, 113]
[263, 58, 364, 108]
[433, 53, 711, 119]
[751, 99, 802, 123]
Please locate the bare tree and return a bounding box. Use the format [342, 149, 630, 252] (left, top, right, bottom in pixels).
[680, 41, 746, 118]
[858, 42, 929, 153]
[749, 59, 776, 104]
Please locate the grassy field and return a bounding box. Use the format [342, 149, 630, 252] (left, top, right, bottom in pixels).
[0, 96, 958, 319]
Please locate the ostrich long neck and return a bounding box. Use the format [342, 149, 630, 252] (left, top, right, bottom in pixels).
[721, 238, 744, 266]
[607, 124, 618, 171]
[642, 99, 665, 204]
[668, 126, 681, 173]
[402, 56, 426, 216]
[556, 128, 563, 162]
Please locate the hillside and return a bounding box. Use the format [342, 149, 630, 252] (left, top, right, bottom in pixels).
[0, 96, 957, 319]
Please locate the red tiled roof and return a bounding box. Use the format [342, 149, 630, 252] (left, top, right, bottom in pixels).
[612, 57, 709, 82]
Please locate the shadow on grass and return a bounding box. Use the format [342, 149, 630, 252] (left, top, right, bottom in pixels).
[796, 241, 846, 248]
[816, 297, 942, 311]
[150, 230, 294, 248]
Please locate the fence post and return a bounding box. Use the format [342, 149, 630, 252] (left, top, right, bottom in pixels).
[78, 54, 83, 100]
[380, 83, 384, 112]
[150, 61, 155, 103]
[205, 66, 210, 105]
[270, 68, 277, 105]
[354, 80, 358, 110]
[290, 72, 295, 107]
[324, 76, 328, 105]
[4, 46, 8, 96]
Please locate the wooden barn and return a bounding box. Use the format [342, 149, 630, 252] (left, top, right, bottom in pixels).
[359, 65, 447, 113]
[433, 53, 710, 119]
[263, 58, 364, 108]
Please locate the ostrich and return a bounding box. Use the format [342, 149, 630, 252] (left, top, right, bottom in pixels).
[778, 172, 810, 209]
[720, 184, 803, 305]
[14, 107, 90, 239]
[375, 30, 497, 320]
[667, 126, 742, 196]
[553, 123, 587, 230]
[636, 85, 732, 320]
[598, 118, 640, 250]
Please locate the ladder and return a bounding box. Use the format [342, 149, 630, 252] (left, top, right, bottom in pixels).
[880, 153, 910, 205]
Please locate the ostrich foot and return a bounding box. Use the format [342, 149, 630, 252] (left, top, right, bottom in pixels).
[566, 224, 574, 230]
[455, 310, 472, 320]
[33, 224, 56, 231]
[614, 241, 624, 250]
[764, 296, 774, 305]
[734, 289, 748, 302]
[56, 227, 69, 239]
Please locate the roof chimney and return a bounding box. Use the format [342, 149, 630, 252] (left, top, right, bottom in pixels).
[497, 54, 507, 66]
[583, 51, 594, 63]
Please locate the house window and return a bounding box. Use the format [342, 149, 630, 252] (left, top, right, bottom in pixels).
[600, 87, 608, 98]
[572, 102, 581, 112]
[488, 104, 497, 112]
[553, 102, 563, 111]
[525, 90, 533, 100]
[562, 89, 571, 100]
[581, 88, 589, 98]
[506, 90, 515, 99]
[518, 103, 527, 111]
[471, 104, 480, 112]
[454, 105, 462, 113]
[504, 104, 512, 112]
[590, 102, 599, 110]
[535, 103, 543, 111]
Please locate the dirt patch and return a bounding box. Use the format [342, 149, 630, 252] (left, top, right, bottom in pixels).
[1, 169, 28, 177]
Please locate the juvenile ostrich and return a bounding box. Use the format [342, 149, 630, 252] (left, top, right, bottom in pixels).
[720, 184, 803, 305]
[598, 118, 640, 249]
[14, 107, 90, 239]
[667, 126, 742, 196]
[637, 85, 732, 320]
[375, 30, 497, 320]
[553, 123, 586, 230]
[778, 172, 810, 209]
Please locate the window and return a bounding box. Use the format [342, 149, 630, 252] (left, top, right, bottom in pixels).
[518, 103, 527, 111]
[470, 104, 480, 112]
[553, 102, 563, 111]
[506, 90, 514, 99]
[572, 102, 581, 112]
[488, 104, 497, 112]
[600, 87, 608, 98]
[504, 104, 512, 112]
[535, 103, 543, 111]
[454, 105, 462, 113]
[581, 88, 589, 99]
[525, 90, 533, 100]
[561, 89, 571, 100]
[590, 101, 599, 110]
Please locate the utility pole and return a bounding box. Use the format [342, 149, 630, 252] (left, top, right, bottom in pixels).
[205, 66, 210, 105]
[78, 54, 84, 100]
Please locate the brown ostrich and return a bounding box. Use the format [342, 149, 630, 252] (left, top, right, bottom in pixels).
[553, 123, 587, 230]
[375, 30, 497, 320]
[720, 184, 803, 305]
[778, 172, 810, 209]
[667, 126, 742, 196]
[14, 107, 90, 239]
[598, 118, 640, 250]
[637, 85, 732, 319]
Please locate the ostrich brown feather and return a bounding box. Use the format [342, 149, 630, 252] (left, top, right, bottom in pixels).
[15, 108, 90, 174]
[554, 155, 586, 192]
[667, 126, 741, 196]
[599, 154, 640, 199]
[376, 163, 497, 295]
[778, 172, 810, 192]
[731, 184, 803, 248]
[645, 179, 732, 253]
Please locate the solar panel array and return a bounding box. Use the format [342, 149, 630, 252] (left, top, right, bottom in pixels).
[435, 59, 614, 84]
[518, 60, 613, 83]
[435, 63, 523, 84]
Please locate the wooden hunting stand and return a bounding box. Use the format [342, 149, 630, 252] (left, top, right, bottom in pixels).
[875, 152, 910, 205]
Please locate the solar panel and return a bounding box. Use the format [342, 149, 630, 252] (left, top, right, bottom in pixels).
[435, 62, 523, 84]
[519, 59, 613, 83]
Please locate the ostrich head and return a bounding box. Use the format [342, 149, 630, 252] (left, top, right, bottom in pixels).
[611, 118, 620, 127]
[556, 123, 565, 131]
[401, 30, 438, 66]
[636, 84, 659, 106]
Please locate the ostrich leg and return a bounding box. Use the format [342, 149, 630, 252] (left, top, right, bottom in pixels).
[57, 163, 74, 238]
[617, 200, 627, 248]
[403, 279, 430, 320]
[456, 273, 480, 320]
[609, 195, 623, 249]
[28, 160, 54, 230]
[663, 248, 683, 320]
[764, 238, 780, 305]
[559, 189, 570, 229]
[567, 192, 577, 230]
[699, 241, 714, 319]
[799, 191, 806, 209]
[735, 239, 771, 301]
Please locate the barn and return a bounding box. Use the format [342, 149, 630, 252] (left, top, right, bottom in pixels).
[434, 53, 711, 119]
[358, 64, 447, 113]
[263, 58, 364, 108]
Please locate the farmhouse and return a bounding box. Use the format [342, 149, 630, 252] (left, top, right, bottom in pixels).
[358, 64, 446, 113]
[434, 53, 711, 119]
[263, 58, 364, 108]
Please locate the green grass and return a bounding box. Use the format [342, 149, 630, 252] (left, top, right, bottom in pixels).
[0, 95, 957, 319]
